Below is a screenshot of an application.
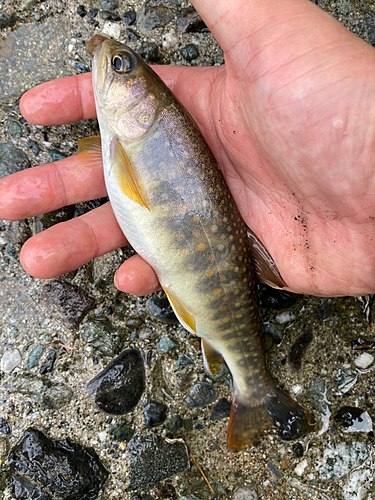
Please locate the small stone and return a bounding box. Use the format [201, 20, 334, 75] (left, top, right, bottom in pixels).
[146, 295, 178, 324]
[0, 417, 11, 436]
[334, 368, 357, 389]
[232, 484, 258, 500]
[25, 345, 44, 370]
[308, 378, 329, 414]
[6, 120, 22, 139]
[126, 28, 140, 43]
[86, 349, 145, 415]
[109, 419, 134, 442]
[194, 423, 204, 430]
[138, 0, 177, 32]
[100, 0, 119, 10]
[43, 279, 96, 329]
[343, 467, 373, 500]
[27, 140, 40, 156]
[39, 349, 57, 375]
[363, 8, 375, 46]
[180, 43, 199, 61]
[8, 428, 109, 499]
[177, 6, 207, 33]
[77, 5, 87, 17]
[263, 322, 283, 344]
[81, 315, 125, 357]
[127, 433, 188, 490]
[210, 397, 231, 420]
[316, 441, 369, 480]
[292, 442, 304, 458]
[48, 149, 67, 162]
[11, 374, 73, 410]
[165, 415, 183, 434]
[100, 10, 121, 21]
[122, 10, 136, 25]
[88, 8, 98, 18]
[314, 303, 331, 322]
[139, 42, 160, 63]
[22, 0, 35, 9]
[175, 354, 193, 367]
[3, 220, 31, 245]
[0, 13, 17, 29]
[0, 436, 10, 464]
[102, 21, 121, 39]
[156, 337, 178, 352]
[294, 459, 308, 476]
[184, 383, 218, 408]
[354, 352, 374, 369]
[1, 349, 21, 373]
[275, 311, 296, 324]
[143, 401, 168, 427]
[0, 143, 30, 179]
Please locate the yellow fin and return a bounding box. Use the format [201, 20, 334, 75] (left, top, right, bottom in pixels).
[163, 288, 196, 335]
[112, 139, 150, 211]
[201, 339, 227, 379]
[76, 136, 103, 167]
[247, 227, 287, 289]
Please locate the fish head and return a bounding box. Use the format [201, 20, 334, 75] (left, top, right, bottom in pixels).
[89, 35, 166, 140]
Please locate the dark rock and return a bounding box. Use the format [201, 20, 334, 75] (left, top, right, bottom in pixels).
[100, 0, 119, 10]
[292, 442, 304, 458]
[7, 120, 22, 138]
[146, 295, 178, 324]
[127, 434, 188, 490]
[138, 0, 177, 32]
[177, 6, 208, 33]
[288, 327, 313, 372]
[184, 383, 218, 408]
[363, 8, 375, 46]
[156, 337, 178, 352]
[314, 303, 331, 322]
[122, 10, 136, 25]
[210, 397, 231, 420]
[144, 401, 168, 427]
[139, 42, 160, 63]
[126, 28, 141, 43]
[48, 149, 67, 162]
[109, 419, 134, 442]
[11, 374, 73, 410]
[165, 415, 183, 434]
[3, 220, 32, 245]
[180, 44, 199, 62]
[8, 428, 108, 500]
[81, 315, 125, 357]
[77, 5, 87, 17]
[0, 13, 17, 29]
[74, 197, 108, 217]
[35, 205, 75, 233]
[43, 279, 96, 329]
[0, 417, 11, 436]
[39, 349, 57, 375]
[194, 423, 204, 430]
[175, 354, 193, 367]
[263, 322, 283, 344]
[25, 345, 44, 369]
[100, 10, 120, 21]
[88, 8, 98, 18]
[257, 284, 297, 309]
[26, 140, 40, 156]
[0, 143, 30, 179]
[86, 349, 145, 415]
[73, 62, 88, 73]
[267, 459, 283, 479]
[334, 406, 365, 428]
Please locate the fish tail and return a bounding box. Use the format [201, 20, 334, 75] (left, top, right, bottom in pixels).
[227, 384, 316, 451]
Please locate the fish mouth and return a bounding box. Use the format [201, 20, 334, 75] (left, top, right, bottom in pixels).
[87, 35, 120, 94]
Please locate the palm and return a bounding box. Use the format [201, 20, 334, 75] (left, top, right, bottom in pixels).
[1, 0, 375, 297]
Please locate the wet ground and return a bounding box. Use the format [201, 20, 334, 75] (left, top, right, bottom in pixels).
[1, 1, 375, 499]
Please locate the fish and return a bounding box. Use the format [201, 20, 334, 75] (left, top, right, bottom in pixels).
[81, 35, 316, 451]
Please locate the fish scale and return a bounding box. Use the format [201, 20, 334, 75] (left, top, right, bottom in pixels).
[85, 35, 316, 450]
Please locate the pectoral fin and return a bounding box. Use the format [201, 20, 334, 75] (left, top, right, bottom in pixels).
[76, 136, 103, 166]
[247, 228, 287, 289]
[163, 288, 196, 335]
[112, 138, 150, 211]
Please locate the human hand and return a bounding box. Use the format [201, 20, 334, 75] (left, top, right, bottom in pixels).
[1, 0, 375, 297]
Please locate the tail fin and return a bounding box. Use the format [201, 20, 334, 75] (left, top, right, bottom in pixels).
[227, 385, 316, 451]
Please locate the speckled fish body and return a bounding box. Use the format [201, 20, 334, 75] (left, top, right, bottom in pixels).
[89, 37, 315, 450]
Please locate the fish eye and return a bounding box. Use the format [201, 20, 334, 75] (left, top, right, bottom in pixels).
[111, 53, 134, 73]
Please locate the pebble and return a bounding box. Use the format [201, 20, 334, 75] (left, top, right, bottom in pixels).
[26, 139, 40, 156]
[0, 436, 10, 464]
[294, 458, 308, 476]
[77, 5, 87, 17]
[8, 428, 109, 499]
[6, 120, 22, 138]
[354, 352, 374, 369]
[334, 367, 357, 390]
[48, 149, 67, 161]
[0, 143, 30, 179]
[275, 311, 296, 324]
[156, 337, 178, 352]
[122, 10, 136, 25]
[263, 321, 283, 344]
[81, 315, 125, 357]
[3, 220, 32, 245]
[165, 414, 183, 434]
[184, 383, 218, 408]
[39, 348, 57, 375]
[22, 0, 35, 9]
[127, 433, 188, 490]
[146, 295, 179, 324]
[316, 441, 369, 480]
[100, 10, 120, 21]
[0, 13, 17, 29]
[232, 484, 258, 500]
[342, 467, 373, 500]
[100, 0, 119, 10]
[86, 349, 145, 414]
[314, 303, 331, 322]
[334, 406, 365, 428]
[363, 8, 375, 46]
[176, 6, 207, 33]
[34, 205, 75, 233]
[43, 279, 96, 329]
[88, 8, 98, 18]
[139, 42, 160, 63]
[138, 0, 177, 32]
[0, 417, 11, 436]
[25, 345, 44, 370]
[180, 43, 199, 62]
[210, 397, 231, 420]
[308, 378, 329, 414]
[143, 401, 168, 427]
[109, 419, 134, 442]
[175, 354, 194, 367]
[102, 21, 121, 39]
[11, 374, 73, 410]
[288, 327, 313, 372]
[1, 349, 21, 373]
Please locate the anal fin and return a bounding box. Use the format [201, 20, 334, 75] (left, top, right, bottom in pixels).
[201, 339, 228, 380]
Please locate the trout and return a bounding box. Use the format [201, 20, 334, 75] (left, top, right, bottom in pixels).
[83, 35, 315, 451]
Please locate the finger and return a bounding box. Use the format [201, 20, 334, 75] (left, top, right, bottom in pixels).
[20, 73, 96, 126]
[114, 254, 161, 296]
[20, 202, 126, 278]
[0, 152, 105, 221]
